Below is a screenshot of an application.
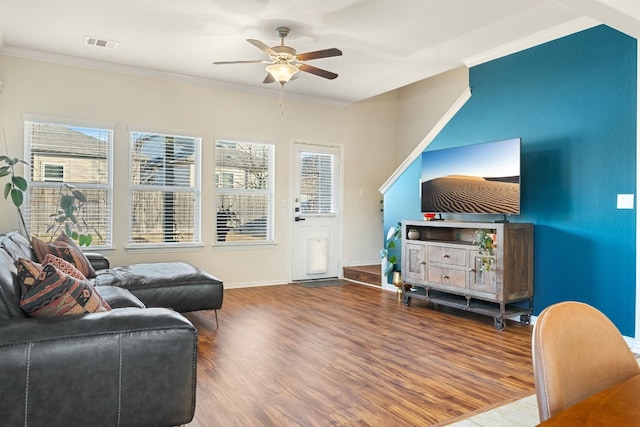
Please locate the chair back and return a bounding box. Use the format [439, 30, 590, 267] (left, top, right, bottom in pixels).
[532, 301, 640, 421]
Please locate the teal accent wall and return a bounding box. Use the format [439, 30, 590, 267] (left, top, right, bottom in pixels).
[384, 25, 638, 335]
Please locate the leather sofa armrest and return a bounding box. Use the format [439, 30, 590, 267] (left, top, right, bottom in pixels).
[0, 308, 197, 427]
[85, 251, 110, 270]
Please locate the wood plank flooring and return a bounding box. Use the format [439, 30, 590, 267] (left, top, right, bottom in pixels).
[182, 282, 534, 426]
[343, 265, 382, 286]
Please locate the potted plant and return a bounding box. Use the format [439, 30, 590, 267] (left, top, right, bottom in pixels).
[2, 141, 99, 246]
[46, 183, 102, 246]
[473, 229, 496, 272]
[380, 221, 402, 277]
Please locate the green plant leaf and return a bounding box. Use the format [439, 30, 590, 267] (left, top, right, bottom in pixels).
[71, 231, 79, 240]
[383, 261, 394, 276]
[12, 176, 27, 191]
[0, 155, 8, 161]
[0, 166, 9, 176]
[3, 182, 10, 199]
[65, 224, 72, 236]
[389, 255, 398, 264]
[10, 188, 23, 207]
[386, 240, 396, 250]
[60, 195, 75, 210]
[78, 233, 92, 247]
[72, 190, 87, 203]
[63, 205, 76, 219]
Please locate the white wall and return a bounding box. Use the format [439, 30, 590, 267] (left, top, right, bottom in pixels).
[0, 54, 468, 287]
[395, 66, 469, 162]
[343, 91, 398, 267]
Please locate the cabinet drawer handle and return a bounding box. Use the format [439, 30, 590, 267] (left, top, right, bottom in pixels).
[469, 268, 476, 272]
[420, 261, 426, 265]
[442, 275, 449, 279]
[442, 254, 450, 258]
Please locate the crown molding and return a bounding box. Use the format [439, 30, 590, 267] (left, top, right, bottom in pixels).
[0, 46, 350, 108]
[464, 16, 600, 68]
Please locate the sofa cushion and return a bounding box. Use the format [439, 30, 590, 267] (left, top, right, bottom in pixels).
[1, 232, 34, 262]
[0, 250, 27, 320]
[94, 285, 146, 309]
[20, 263, 110, 316]
[94, 262, 223, 312]
[32, 234, 96, 278]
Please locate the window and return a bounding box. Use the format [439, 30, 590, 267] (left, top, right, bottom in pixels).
[299, 152, 336, 215]
[129, 131, 201, 245]
[215, 139, 274, 243]
[24, 118, 113, 247]
[43, 164, 64, 182]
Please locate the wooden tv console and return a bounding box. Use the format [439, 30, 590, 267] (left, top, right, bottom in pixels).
[400, 220, 533, 330]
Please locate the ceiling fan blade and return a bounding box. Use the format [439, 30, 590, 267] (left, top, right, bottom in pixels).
[263, 73, 275, 84]
[247, 39, 277, 56]
[213, 59, 270, 65]
[298, 63, 338, 80]
[296, 48, 343, 61]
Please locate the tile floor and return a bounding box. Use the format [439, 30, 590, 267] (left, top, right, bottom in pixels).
[444, 394, 540, 427]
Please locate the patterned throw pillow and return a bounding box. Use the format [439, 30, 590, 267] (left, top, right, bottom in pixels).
[32, 234, 96, 278]
[15, 258, 43, 290]
[42, 253, 87, 280]
[40, 254, 111, 311]
[20, 264, 110, 317]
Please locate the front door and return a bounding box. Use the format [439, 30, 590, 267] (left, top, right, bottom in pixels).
[291, 142, 341, 281]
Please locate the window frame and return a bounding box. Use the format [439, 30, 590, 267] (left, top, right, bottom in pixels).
[214, 137, 275, 246]
[127, 127, 202, 249]
[23, 114, 114, 249]
[42, 163, 65, 182]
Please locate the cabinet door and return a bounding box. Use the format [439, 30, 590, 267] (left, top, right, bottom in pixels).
[404, 243, 426, 282]
[469, 251, 497, 294]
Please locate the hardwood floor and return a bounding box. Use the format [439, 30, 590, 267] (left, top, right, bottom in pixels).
[343, 265, 381, 286]
[182, 282, 534, 426]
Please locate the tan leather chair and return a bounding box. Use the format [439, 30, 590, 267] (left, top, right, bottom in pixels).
[532, 301, 640, 422]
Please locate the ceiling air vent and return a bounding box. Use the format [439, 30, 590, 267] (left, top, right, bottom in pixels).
[85, 36, 118, 50]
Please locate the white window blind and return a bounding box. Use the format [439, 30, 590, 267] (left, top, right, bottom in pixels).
[215, 140, 274, 243]
[299, 151, 336, 215]
[24, 119, 112, 247]
[129, 131, 200, 245]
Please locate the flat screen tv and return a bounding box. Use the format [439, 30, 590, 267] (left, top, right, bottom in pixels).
[420, 138, 521, 215]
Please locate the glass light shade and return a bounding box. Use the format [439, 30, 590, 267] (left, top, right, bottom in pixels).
[266, 63, 299, 84]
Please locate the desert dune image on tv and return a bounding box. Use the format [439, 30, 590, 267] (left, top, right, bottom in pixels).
[421, 138, 520, 214]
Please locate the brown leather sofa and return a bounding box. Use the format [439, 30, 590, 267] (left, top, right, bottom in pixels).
[0, 231, 224, 426]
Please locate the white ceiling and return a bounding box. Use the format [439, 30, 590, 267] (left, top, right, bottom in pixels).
[0, 0, 637, 104]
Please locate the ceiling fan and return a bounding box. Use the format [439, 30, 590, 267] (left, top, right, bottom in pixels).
[213, 26, 342, 86]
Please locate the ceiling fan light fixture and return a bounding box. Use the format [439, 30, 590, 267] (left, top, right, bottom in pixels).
[266, 62, 299, 85]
